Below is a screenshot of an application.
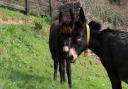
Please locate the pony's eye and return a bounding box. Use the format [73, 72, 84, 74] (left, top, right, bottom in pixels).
[76, 36, 81, 41]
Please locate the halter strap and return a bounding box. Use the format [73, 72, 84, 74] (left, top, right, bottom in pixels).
[86, 24, 90, 48]
[84, 24, 90, 56]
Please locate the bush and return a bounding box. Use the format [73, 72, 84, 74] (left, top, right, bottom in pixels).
[34, 18, 43, 31]
[34, 17, 51, 31]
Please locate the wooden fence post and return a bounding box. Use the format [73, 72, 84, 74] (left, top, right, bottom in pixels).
[49, 0, 52, 18]
[25, 0, 29, 15]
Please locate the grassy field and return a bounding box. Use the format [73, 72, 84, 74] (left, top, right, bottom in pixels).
[0, 6, 128, 89]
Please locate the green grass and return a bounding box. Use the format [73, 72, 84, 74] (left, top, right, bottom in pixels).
[0, 6, 33, 20]
[0, 6, 51, 25]
[0, 7, 128, 89]
[0, 24, 52, 89]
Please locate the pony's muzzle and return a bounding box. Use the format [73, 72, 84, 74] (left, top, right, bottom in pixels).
[69, 48, 78, 63]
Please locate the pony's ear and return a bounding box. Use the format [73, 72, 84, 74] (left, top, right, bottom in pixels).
[59, 12, 63, 24]
[89, 21, 101, 31]
[79, 7, 86, 23]
[69, 9, 74, 23]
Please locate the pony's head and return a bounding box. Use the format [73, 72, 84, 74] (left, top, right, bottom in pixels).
[58, 7, 101, 63]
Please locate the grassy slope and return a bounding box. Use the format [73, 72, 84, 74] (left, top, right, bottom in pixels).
[0, 7, 127, 89]
[0, 7, 34, 19]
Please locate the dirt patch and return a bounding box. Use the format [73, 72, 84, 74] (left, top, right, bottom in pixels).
[0, 16, 33, 25]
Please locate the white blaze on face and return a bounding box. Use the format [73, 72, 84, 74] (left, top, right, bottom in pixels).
[69, 48, 78, 61]
[63, 46, 69, 53]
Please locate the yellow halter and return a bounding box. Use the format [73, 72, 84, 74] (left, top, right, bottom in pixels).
[84, 24, 90, 56]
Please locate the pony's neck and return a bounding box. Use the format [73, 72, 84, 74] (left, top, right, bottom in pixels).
[89, 30, 101, 57]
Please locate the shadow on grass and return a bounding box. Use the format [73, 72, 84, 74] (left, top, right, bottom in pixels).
[7, 68, 52, 89]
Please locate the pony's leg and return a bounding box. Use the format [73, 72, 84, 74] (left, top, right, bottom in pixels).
[54, 60, 58, 80]
[59, 59, 64, 84]
[66, 59, 72, 89]
[107, 72, 122, 89]
[60, 59, 66, 84]
[100, 57, 122, 89]
[62, 60, 66, 82]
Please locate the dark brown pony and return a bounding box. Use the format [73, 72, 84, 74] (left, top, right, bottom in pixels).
[49, 9, 75, 88]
